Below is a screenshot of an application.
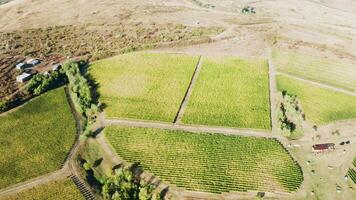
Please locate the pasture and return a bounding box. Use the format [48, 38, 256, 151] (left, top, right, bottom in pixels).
[0, 88, 76, 189]
[89, 52, 199, 122]
[273, 49, 356, 91]
[0, 179, 84, 200]
[105, 126, 303, 193]
[182, 56, 271, 129]
[277, 75, 356, 125]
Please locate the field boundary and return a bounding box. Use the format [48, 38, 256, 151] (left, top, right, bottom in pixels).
[174, 55, 203, 124]
[268, 49, 278, 133]
[276, 71, 356, 96]
[104, 118, 273, 138]
[0, 169, 70, 198]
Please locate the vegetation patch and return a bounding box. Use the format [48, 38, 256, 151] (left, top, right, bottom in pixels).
[0, 88, 76, 189]
[347, 157, 356, 184]
[277, 75, 356, 125]
[1, 179, 84, 200]
[0, 23, 223, 61]
[105, 126, 303, 193]
[273, 49, 356, 91]
[277, 92, 305, 139]
[182, 56, 271, 129]
[89, 52, 199, 122]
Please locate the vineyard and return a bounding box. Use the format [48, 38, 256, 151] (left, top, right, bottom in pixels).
[0, 88, 76, 189]
[1, 179, 84, 200]
[347, 157, 356, 184]
[105, 126, 303, 193]
[89, 52, 199, 122]
[277, 75, 356, 125]
[182, 56, 271, 129]
[273, 49, 356, 91]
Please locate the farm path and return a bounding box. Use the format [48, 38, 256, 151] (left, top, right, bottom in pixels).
[268, 48, 278, 134]
[0, 168, 70, 198]
[103, 118, 273, 138]
[276, 71, 356, 96]
[174, 55, 203, 124]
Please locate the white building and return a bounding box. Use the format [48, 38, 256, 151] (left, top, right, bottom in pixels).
[16, 62, 26, 70]
[16, 73, 32, 83]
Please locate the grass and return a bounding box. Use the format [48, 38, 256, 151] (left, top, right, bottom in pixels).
[0, 88, 76, 189]
[1, 179, 84, 200]
[182, 56, 271, 129]
[273, 49, 356, 91]
[89, 52, 199, 122]
[277, 75, 356, 125]
[105, 126, 303, 193]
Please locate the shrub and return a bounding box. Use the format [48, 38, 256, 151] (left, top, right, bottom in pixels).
[101, 166, 156, 200]
[27, 72, 66, 95]
[277, 91, 304, 139]
[0, 100, 9, 113]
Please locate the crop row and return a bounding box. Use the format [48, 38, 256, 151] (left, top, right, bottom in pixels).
[106, 126, 303, 193]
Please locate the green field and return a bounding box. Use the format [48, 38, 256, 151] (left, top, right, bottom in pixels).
[273, 49, 356, 91]
[105, 126, 303, 193]
[89, 52, 199, 122]
[0, 88, 76, 189]
[277, 75, 356, 125]
[182, 56, 271, 129]
[1, 179, 84, 200]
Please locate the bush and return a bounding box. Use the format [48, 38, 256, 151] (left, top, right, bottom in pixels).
[0, 100, 9, 113]
[277, 91, 304, 139]
[101, 166, 156, 200]
[27, 72, 66, 95]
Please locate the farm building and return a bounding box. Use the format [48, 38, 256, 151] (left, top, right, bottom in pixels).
[312, 143, 335, 153]
[16, 73, 32, 83]
[16, 62, 27, 70]
[26, 59, 40, 66]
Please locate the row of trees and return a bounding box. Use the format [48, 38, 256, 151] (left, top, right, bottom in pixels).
[277, 91, 305, 139]
[61, 61, 99, 137]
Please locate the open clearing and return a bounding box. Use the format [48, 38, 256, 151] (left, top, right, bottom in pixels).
[0, 179, 84, 200]
[277, 75, 356, 125]
[89, 52, 199, 122]
[273, 49, 356, 91]
[0, 88, 76, 189]
[105, 126, 303, 193]
[182, 56, 271, 129]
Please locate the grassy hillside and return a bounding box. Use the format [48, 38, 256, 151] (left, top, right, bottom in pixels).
[1, 179, 84, 200]
[0, 88, 76, 189]
[273, 49, 356, 91]
[89, 52, 199, 122]
[182, 56, 271, 129]
[105, 126, 303, 193]
[277, 75, 356, 125]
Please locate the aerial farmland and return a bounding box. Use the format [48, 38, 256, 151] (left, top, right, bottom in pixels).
[1, 0, 356, 200]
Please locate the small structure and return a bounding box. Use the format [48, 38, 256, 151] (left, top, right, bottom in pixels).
[16, 62, 26, 70]
[26, 59, 40, 66]
[52, 63, 62, 71]
[312, 143, 335, 153]
[16, 73, 32, 83]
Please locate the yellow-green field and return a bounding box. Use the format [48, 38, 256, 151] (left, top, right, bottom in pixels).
[1, 179, 84, 200]
[273, 49, 356, 91]
[0, 88, 76, 189]
[277, 75, 356, 125]
[105, 126, 303, 193]
[89, 52, 199, 122]
[182, 56, 271, 129]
